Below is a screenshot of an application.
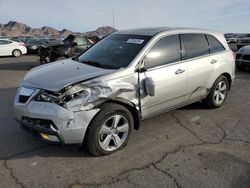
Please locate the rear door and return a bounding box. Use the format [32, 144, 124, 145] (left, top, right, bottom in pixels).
[140, 35, 188, 118]
[180, 34, 216, 101]
[0, 40, 13, 56]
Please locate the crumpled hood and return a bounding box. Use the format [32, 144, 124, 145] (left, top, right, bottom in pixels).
[23, 59, 114, 91]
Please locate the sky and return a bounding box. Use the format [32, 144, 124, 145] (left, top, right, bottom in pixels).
[0, 0, 250, 33]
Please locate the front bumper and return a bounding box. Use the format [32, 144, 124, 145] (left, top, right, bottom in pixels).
[14, 88, 100, 144]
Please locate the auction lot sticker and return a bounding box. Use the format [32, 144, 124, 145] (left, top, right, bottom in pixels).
[127, 39, 144, 44]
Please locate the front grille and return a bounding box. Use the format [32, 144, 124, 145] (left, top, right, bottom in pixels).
[22, 117, 58, 130]
[18, 95, 30, 103]
[242, 54, 250, 61]
[236, 54, 242, 60]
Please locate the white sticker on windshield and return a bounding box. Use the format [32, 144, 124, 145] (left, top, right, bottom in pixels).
[127, 39, 144, 44]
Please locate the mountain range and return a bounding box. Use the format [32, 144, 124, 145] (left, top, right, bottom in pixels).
[0, 21, 116, 38]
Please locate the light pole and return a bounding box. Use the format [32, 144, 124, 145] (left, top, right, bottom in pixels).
[112, 9, 115, 31]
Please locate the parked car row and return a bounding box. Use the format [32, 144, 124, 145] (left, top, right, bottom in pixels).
[0, 39, 27, 57]
[0, 35, 97, 58]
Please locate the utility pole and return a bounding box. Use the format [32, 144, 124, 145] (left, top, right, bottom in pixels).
[112, 9, 115, 31]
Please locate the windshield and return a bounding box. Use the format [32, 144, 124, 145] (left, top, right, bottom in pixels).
[77, 34, 151, 69]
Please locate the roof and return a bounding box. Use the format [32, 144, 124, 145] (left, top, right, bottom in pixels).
[115, 27, 220, 36]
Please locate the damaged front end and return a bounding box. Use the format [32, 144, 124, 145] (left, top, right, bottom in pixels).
[13, 80, 139, 144]
[35, 80, 138, 112]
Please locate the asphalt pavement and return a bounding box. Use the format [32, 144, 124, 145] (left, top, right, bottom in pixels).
[0, 55, 249, 188]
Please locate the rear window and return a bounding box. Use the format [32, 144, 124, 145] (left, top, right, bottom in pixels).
[206, 34, 225, 54]
[76, 37, 88, 45]
[180, 34, 209, 60]
[0, 40, 12, 45]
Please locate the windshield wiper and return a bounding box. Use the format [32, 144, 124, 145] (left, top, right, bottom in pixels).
[81, 61, 116, 69]
[81, 61, 103, 68]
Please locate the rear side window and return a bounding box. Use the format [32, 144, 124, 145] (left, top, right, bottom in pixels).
[0, 40, 12, 45]
[206, 35, 225, 53]
[145, 35, 181, 69]
[180, 34, 209, 60]
[76, 37, 88, 45]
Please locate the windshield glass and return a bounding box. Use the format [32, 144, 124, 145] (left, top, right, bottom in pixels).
[77, 34, 151, 69]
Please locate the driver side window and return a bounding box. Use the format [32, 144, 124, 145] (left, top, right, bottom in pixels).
[145, 35, 181, 69]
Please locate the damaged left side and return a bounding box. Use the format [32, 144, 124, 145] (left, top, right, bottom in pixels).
[35, 80, 138, 112]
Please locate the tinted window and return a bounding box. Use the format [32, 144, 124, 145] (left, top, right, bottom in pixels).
[78, 34, 151, 69]
[145, 35, 181, 69]
[180, 34, 209, 60]
[76, 37, 87, 45]
[0, 40, 11, 45]
[206, 35, 225, 53]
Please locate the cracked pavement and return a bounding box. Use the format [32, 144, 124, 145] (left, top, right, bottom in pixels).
[0, 56, 250, 188]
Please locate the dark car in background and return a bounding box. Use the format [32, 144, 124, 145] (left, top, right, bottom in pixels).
[235, 45, 250, 70]
[237, 37, 250, 49]
[26, 38, 59, 54]
[38, 34, 92, 64]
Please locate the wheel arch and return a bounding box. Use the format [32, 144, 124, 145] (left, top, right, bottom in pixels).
[221, 72, 232, 90]
[104, 98, 141, 130]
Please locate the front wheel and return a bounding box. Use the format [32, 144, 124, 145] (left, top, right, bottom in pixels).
[86, 103, 133, 156]
[203, 75, 229, 109]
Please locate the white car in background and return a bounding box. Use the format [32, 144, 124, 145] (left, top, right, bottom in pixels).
[0, 39, 27, 57]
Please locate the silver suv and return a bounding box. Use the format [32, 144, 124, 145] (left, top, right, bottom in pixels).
[14, 27, 235, 156]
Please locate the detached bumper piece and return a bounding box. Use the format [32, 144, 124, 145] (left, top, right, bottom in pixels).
[20, 117, 65, 144]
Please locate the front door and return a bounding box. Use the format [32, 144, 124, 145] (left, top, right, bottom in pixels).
[139, 35, 188, 118]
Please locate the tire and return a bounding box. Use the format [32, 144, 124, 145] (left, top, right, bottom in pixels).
[12, 49, 21, 57]
[203, 75, 229, 109]
[40, 55, 51, 64]
[86, 103, 133, 156]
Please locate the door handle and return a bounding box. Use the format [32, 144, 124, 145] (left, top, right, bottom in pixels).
[175, 69, 185, 74]
[211, 59, 217, 64]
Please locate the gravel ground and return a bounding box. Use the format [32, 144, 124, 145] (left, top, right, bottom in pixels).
[0, 55, 249, 188]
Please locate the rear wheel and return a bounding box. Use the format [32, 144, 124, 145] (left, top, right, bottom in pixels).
[203, 75, 229, 108]
[86, 103, 133, 156]
[12, 49, 21, 57]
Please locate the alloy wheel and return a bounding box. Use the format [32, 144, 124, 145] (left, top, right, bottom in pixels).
[98, 114, 129, 152]
[213, 81, 227, 105]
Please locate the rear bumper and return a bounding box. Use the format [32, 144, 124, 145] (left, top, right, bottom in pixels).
[19, 47, 27, 55]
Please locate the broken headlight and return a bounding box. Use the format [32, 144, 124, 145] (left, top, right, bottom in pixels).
[35, 83, 112, 111]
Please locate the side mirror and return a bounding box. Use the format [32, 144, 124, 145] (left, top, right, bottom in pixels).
[136, 58, 147, 72]
[144, 77, 155, 96]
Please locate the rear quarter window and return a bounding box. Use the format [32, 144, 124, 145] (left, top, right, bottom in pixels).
[206, 34, 225, 54]
[180, 34, 209, 60]
[0, 40, 12, 45]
